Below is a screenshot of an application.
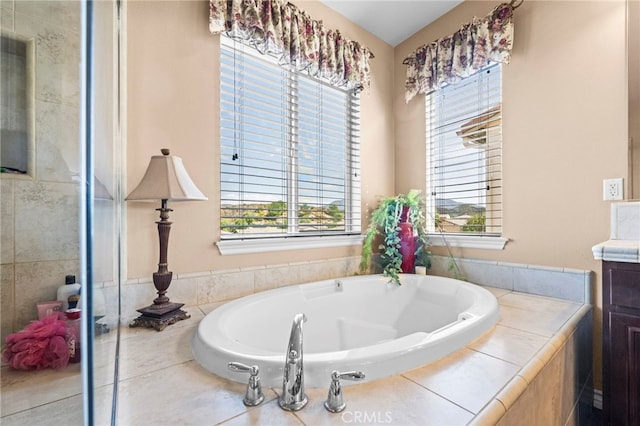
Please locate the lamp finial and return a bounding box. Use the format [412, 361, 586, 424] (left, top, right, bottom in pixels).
[161, 148, 170, 156]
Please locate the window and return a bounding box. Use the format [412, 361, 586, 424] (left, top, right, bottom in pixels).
[425, 64, 504, 246]
[218, 36, 361, 250]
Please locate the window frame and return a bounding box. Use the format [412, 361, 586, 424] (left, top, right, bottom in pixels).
[216, 36, 362, 255]
[424, 63, 508, 250]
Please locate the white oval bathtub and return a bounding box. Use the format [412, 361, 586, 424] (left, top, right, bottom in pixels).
[191, 274, 499, 388]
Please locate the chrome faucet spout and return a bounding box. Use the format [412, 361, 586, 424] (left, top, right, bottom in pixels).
[278, 313, 308, 411]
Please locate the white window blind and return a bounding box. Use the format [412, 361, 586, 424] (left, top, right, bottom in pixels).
[219, 36, 361, 239]
[425, 63, 502, 236]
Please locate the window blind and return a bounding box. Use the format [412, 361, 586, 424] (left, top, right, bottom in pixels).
[220, 36, 361, 239]
[425, 63, 502, 235]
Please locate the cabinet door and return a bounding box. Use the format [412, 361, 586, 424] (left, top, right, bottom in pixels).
[609, 311, 640, 426]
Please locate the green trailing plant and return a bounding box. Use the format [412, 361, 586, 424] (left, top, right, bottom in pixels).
[360, 190, 431, 284]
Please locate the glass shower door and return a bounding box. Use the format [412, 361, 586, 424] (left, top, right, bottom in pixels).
[0, 0, 121, 423]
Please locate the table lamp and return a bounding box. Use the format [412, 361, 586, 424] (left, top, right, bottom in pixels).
[126, 148, 207, 331]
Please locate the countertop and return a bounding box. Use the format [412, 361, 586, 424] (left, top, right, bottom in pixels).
[592, 201, 640, 263]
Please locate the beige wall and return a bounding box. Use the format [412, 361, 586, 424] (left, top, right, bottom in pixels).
[127, 0, 627, 391]
[125, 0, 394, 279]
[394, 1, 628, 390]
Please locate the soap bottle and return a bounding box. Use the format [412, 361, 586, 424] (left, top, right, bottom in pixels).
[65, 308, 81, 363]
[68, 293, 80, 309]
[57, 275, 81, 312]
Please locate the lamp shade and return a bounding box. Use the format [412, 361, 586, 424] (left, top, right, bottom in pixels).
[126, 149, 207, 201]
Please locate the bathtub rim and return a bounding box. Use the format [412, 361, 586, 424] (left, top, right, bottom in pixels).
[191, 273, 500, 388]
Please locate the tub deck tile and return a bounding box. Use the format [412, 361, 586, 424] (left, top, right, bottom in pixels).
[468, 324, 549, 366]
[219, 399, 304, 425]
[496, 292, 581, 338]
[402, 348, 520, 414]
[293, 375, 474, 426]
[0, 288, 592, 426]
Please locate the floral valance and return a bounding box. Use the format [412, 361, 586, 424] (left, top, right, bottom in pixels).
[403, 2, 516, 103]
[209, 0, 373, 92]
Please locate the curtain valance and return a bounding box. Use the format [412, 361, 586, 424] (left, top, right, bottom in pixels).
[209, 0, 373, 92]
[403, 2, 516, 103]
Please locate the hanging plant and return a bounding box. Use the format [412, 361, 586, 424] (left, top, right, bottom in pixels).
[360, 190, 431, 284]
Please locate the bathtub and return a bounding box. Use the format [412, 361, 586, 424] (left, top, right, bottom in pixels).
[191, 274, 499, 388]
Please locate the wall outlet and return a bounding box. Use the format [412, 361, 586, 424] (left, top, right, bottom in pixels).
[603, 178, 624, 201]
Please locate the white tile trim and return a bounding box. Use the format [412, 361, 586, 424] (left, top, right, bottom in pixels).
[592, 239, 640, 263]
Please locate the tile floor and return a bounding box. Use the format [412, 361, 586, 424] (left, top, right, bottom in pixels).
[1, 287, 589, 425]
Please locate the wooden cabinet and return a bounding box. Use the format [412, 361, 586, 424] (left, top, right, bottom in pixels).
[603, 261, 640, 426]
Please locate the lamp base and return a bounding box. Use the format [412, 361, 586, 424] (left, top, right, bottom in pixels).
[129, 302, 190, 331]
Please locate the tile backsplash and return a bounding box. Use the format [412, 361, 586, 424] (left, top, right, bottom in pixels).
[610, 201, 640, 240]
[118, 254, 593, 325]
[428, 255, 592, 304]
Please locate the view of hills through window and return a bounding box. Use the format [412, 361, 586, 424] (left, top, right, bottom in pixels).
[426, 64, 503, 235]
[219, 36, 361, 238]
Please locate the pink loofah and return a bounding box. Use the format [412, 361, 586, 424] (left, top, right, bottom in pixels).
[2, 314, 70, 370]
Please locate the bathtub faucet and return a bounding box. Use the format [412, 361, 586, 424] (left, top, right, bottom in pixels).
[278, 313, 308, 411]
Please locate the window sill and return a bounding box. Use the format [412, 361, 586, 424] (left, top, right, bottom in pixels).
[217, 234, 363, 255]
[428, 234, 508, 250]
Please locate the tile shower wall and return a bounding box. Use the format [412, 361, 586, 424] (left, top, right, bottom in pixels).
[0, 1, 81, 340]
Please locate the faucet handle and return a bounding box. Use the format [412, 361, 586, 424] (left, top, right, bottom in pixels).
[334, 371, 365, 381]
[228, 362, 265, 406]
[324, 370, 365, 413]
